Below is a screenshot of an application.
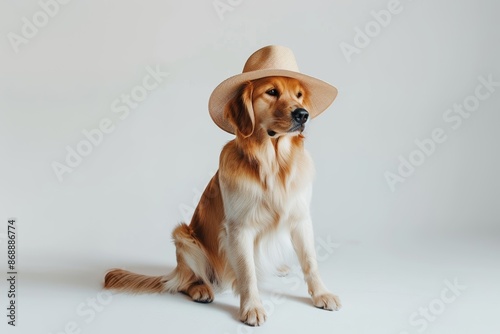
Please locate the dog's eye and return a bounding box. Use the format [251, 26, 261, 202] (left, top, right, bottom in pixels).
[297, 92, 303, 98]
[266, 89, 279, 97]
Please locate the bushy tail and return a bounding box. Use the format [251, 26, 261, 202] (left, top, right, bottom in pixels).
[104, 269, 167, 293]
[104, 223, 217, 294]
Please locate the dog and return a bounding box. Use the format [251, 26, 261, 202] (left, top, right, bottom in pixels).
[104, 46, 341, 327]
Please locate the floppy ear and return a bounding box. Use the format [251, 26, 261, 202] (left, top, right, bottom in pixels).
[224, 81, 255, 138]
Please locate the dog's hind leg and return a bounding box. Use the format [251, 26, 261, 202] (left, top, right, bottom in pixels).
[169, 223, 216, 303]
[184, 281, 214, 303]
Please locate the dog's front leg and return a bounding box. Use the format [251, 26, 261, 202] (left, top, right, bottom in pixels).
[291, 218, 342, 311]
[226, 222, 266, 326]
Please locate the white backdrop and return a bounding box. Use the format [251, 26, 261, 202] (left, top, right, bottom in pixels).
[1, 1, 499, 333]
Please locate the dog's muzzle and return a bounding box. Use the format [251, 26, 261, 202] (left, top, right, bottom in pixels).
[288, 108, 309, 133]
[292, 108, 309, 125]
[267, 108, 310, 137]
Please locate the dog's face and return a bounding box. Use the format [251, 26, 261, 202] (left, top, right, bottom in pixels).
[225, 76, 311, 138]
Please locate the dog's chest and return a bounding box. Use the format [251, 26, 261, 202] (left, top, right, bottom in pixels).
[262, 172, 311, 223]
[256, 152, 313, 226]
[219, 139, 314, 228]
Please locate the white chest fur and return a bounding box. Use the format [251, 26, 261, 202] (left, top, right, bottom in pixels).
[220, 136, 314, 231]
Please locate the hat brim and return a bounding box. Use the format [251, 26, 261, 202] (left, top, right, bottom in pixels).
[208, 69, 338, 134]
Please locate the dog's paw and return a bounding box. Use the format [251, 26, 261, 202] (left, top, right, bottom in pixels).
[312, 292, 342, 311]
[239, 305, 267, 326]
[187, 283, 214, 303]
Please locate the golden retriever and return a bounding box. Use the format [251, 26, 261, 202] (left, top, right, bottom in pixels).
[104, 76, 341, 326]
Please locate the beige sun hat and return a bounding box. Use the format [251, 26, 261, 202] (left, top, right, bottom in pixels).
[208, 45, 338, 134]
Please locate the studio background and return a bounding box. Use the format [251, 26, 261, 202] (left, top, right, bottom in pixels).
[1, 0, 499, 333]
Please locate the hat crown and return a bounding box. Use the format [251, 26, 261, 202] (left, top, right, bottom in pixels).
[242, 45, 300, 74]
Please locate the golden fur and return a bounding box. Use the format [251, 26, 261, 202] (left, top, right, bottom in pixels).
[104, 77, 341, 326]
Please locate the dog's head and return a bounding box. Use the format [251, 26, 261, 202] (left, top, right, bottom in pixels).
[225, 77, 311, 139]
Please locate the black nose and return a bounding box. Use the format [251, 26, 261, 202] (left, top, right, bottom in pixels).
[292, 108, 309, 124]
